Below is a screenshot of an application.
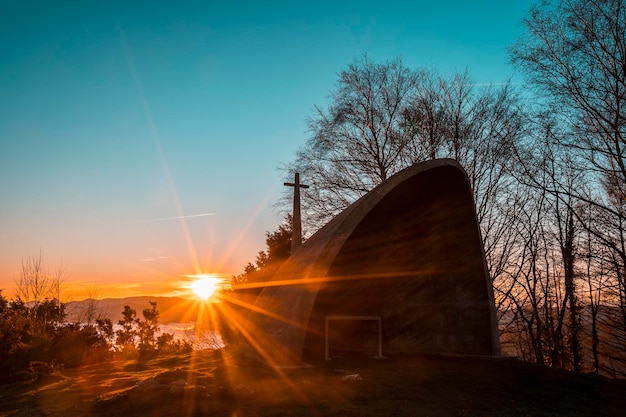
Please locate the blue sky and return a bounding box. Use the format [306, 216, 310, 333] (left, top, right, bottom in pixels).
[0, 0, 533, 299]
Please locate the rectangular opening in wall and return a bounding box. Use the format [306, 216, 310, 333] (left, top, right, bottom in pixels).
[325, 315, 383, 360]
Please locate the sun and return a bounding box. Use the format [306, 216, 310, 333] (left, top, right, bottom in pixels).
[189, 274, 222, 300]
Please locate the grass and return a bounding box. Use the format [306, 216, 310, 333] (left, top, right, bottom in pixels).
[1, 350, 625, 416]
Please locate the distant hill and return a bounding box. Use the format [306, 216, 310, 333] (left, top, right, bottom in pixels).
[65, 296, 205, 324]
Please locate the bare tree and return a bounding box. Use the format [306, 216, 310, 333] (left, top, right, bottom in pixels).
[16, 251, 50, 306]
[16, 252, 68, 323]
[511, 0, 626, 299]
[498, 182, 550, 364]
[289, 57, 524, 239]
[51, 262, 68, 303]
[288, 55, 420, 228]
[579, 205, 608, 374]
[75, 284, 104, 325]
[400, 69, 446, 161]
[508, 0, 626, 375]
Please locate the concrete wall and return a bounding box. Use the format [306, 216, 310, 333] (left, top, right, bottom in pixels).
[241, 159, 500, 366]
[303, 166, 496, 359]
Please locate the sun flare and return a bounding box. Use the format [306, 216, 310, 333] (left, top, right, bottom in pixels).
[189, 274, 222, 300]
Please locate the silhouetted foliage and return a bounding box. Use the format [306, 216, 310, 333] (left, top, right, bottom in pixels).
[0, 292, 70, 381]
[115, 305, 138, 350]
[51, 322, 113, 367]
[234, 215, 293, 284]
[114, 301, 190, 358]
[137, 301, 160, 354]
[0, 291, 192, 383]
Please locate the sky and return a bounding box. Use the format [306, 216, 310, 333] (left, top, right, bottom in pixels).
[0, 0, 534, 300]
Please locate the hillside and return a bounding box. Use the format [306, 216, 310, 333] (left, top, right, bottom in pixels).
[65, 296, 202, 324]
[1, 351, 625, 416]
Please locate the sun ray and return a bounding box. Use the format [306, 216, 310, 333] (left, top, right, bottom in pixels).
[119, 26, 202, 274]
[212, 301, 318, 407]
[231, 268, 442, 291]
[221, 293, 309, 330]
[211, 189, 277, 273]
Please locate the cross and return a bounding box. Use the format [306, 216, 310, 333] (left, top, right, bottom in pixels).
[284, 172, 309, 254]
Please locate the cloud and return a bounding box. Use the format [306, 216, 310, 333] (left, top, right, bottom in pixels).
[139, 256, 169, 262]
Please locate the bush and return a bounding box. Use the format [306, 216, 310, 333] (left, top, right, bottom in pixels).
[52, 324, 112, 368]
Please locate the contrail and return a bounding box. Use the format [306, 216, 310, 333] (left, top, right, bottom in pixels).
[125, 213, 216, 224]
[470, 82, 520, 87]
[119, 25, 204, 271]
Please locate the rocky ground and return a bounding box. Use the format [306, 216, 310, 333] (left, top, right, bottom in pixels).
[1, 350, 625, 416]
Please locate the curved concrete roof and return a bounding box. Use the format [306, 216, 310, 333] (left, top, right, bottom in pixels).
[244, 159, 500, 365]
